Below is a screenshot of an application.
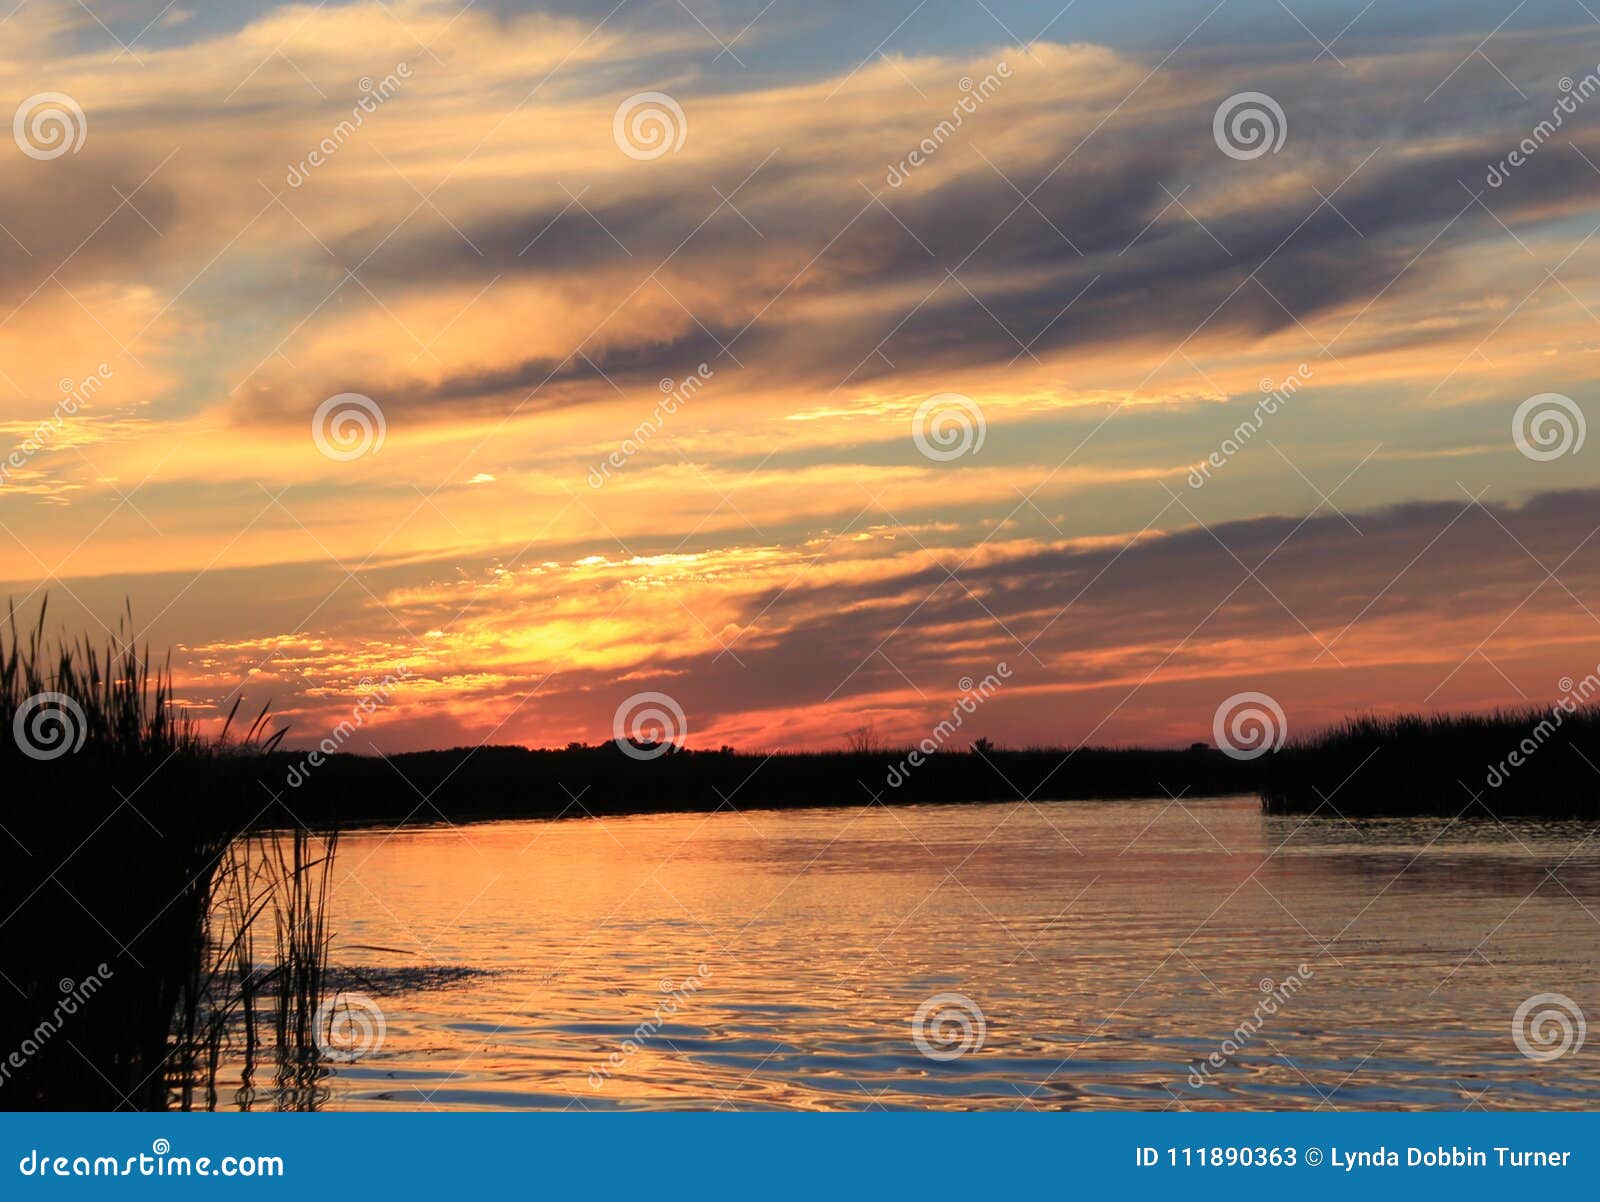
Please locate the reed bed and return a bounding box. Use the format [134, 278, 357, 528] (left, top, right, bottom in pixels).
[0, 600, 338, 1110]
[1261, 709, 1600, 817]
[171, 829, 341, 1112]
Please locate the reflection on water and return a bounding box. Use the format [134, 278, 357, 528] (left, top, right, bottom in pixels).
[218, 797, 1600, 1110]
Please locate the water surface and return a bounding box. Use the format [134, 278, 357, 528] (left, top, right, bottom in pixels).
[246, 797, 1600, 1110]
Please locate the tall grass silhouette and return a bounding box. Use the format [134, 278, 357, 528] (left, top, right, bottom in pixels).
[1262, 708, 1600, 817]
[0, 600, 338, 1110]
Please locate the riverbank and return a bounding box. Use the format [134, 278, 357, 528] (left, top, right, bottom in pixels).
[257, 742, 1261, 826]
[262, 697, 1600, 827]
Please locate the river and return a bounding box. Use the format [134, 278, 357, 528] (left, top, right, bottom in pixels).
[231, 796, 1600, 1110]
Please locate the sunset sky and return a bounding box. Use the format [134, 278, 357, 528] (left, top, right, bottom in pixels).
[3, 0, 1600, 754]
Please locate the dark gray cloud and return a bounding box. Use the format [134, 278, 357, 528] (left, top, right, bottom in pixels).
[0, 156, 180, 305]
[261, 24, 1600, 422]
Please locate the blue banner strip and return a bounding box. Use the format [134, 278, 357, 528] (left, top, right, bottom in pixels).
[2, 1113, 1593, 1197]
